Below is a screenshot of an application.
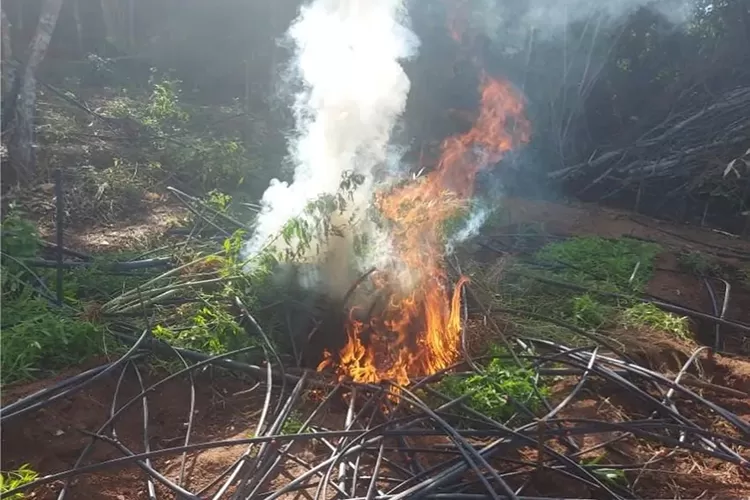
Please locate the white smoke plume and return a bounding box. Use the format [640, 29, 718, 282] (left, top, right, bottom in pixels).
[445, 203, 491, 255]
[244, 0, 419, 268]
[466, 0, 694, 44]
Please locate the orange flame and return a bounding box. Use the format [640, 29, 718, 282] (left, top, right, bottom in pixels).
[318, 75, 530, 386]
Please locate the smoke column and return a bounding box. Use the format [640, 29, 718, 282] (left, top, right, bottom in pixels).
[244, 0, 419, 264]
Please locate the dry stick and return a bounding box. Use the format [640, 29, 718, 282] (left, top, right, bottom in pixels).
[166, 186, 253, 232]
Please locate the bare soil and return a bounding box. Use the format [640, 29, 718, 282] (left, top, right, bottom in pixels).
[2, 364, 260, 499]
[3, 196, 750, 499]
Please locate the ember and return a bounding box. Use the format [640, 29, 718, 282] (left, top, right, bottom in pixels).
[318, 74, 531, 385]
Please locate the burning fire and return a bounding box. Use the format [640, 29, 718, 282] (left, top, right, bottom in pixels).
[318, 75, 530, 386]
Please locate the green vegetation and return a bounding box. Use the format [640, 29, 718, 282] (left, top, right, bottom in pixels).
[1, 213, 108, 383]
[0, 464, 38, 499]
[621, 303, 690, 340]
[468, 232, 693, 344]
[534, 236, 661, 292]
[582, 456, 628, 487]
[1, 296, 105, 383]
[98, 77, 254, 194]
[281, 411, 306, 435]
[677, 251, 722, 277]
[439, 348, 547, 422]
[0, 168, 370, 384]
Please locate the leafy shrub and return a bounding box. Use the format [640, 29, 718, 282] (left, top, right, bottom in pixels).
[439, 352, 547, 422]
[152, 304, 249, 354]
[1, 295, 104, 383]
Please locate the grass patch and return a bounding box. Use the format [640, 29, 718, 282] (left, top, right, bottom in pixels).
[1, 297, 106, 383]
[534, 236, 661, 292]
[570, 293, 616, 329]
[677, 251, 722, 277]
[621, 303, 691, 340]
[468, 235, 665, 345]
[439, 349, 547, 422]
[0, 464, 39, 499]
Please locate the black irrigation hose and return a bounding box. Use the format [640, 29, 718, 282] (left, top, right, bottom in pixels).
[5, 413, 747, 498]
[0, 360, 118, 418]
[626, 215, 750, 259]
[4, 271, 750, 500]
[507, 269, 750, 333]
[0, 329, 152, 423]
[20, 257, 173, 271]
[704, 277, 732, 351]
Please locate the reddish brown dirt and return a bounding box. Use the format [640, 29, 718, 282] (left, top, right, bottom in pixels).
[4, 197, 750, 498]
[553, 390, 750, 500]
[1, 366, 261, 499]
[498, 197, 750, 355]
[501, 196, 750, 255]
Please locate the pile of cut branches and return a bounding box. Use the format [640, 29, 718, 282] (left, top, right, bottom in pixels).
[550, 86, 750, 220]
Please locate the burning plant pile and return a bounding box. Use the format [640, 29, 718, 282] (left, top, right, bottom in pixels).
[318, 75, 530, 386]
[241, 0, 531, 388]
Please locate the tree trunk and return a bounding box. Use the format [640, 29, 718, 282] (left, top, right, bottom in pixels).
[1, 8, 11, 99]
[7, 0, 64, 183]
[1, 8, 10, 64]
[72, 0, 84, 56]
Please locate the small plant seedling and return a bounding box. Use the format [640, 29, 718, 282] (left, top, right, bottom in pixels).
[281, 411, 306, 435]
[582, 455, 628, 486]
[0, 464, 39, 499]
